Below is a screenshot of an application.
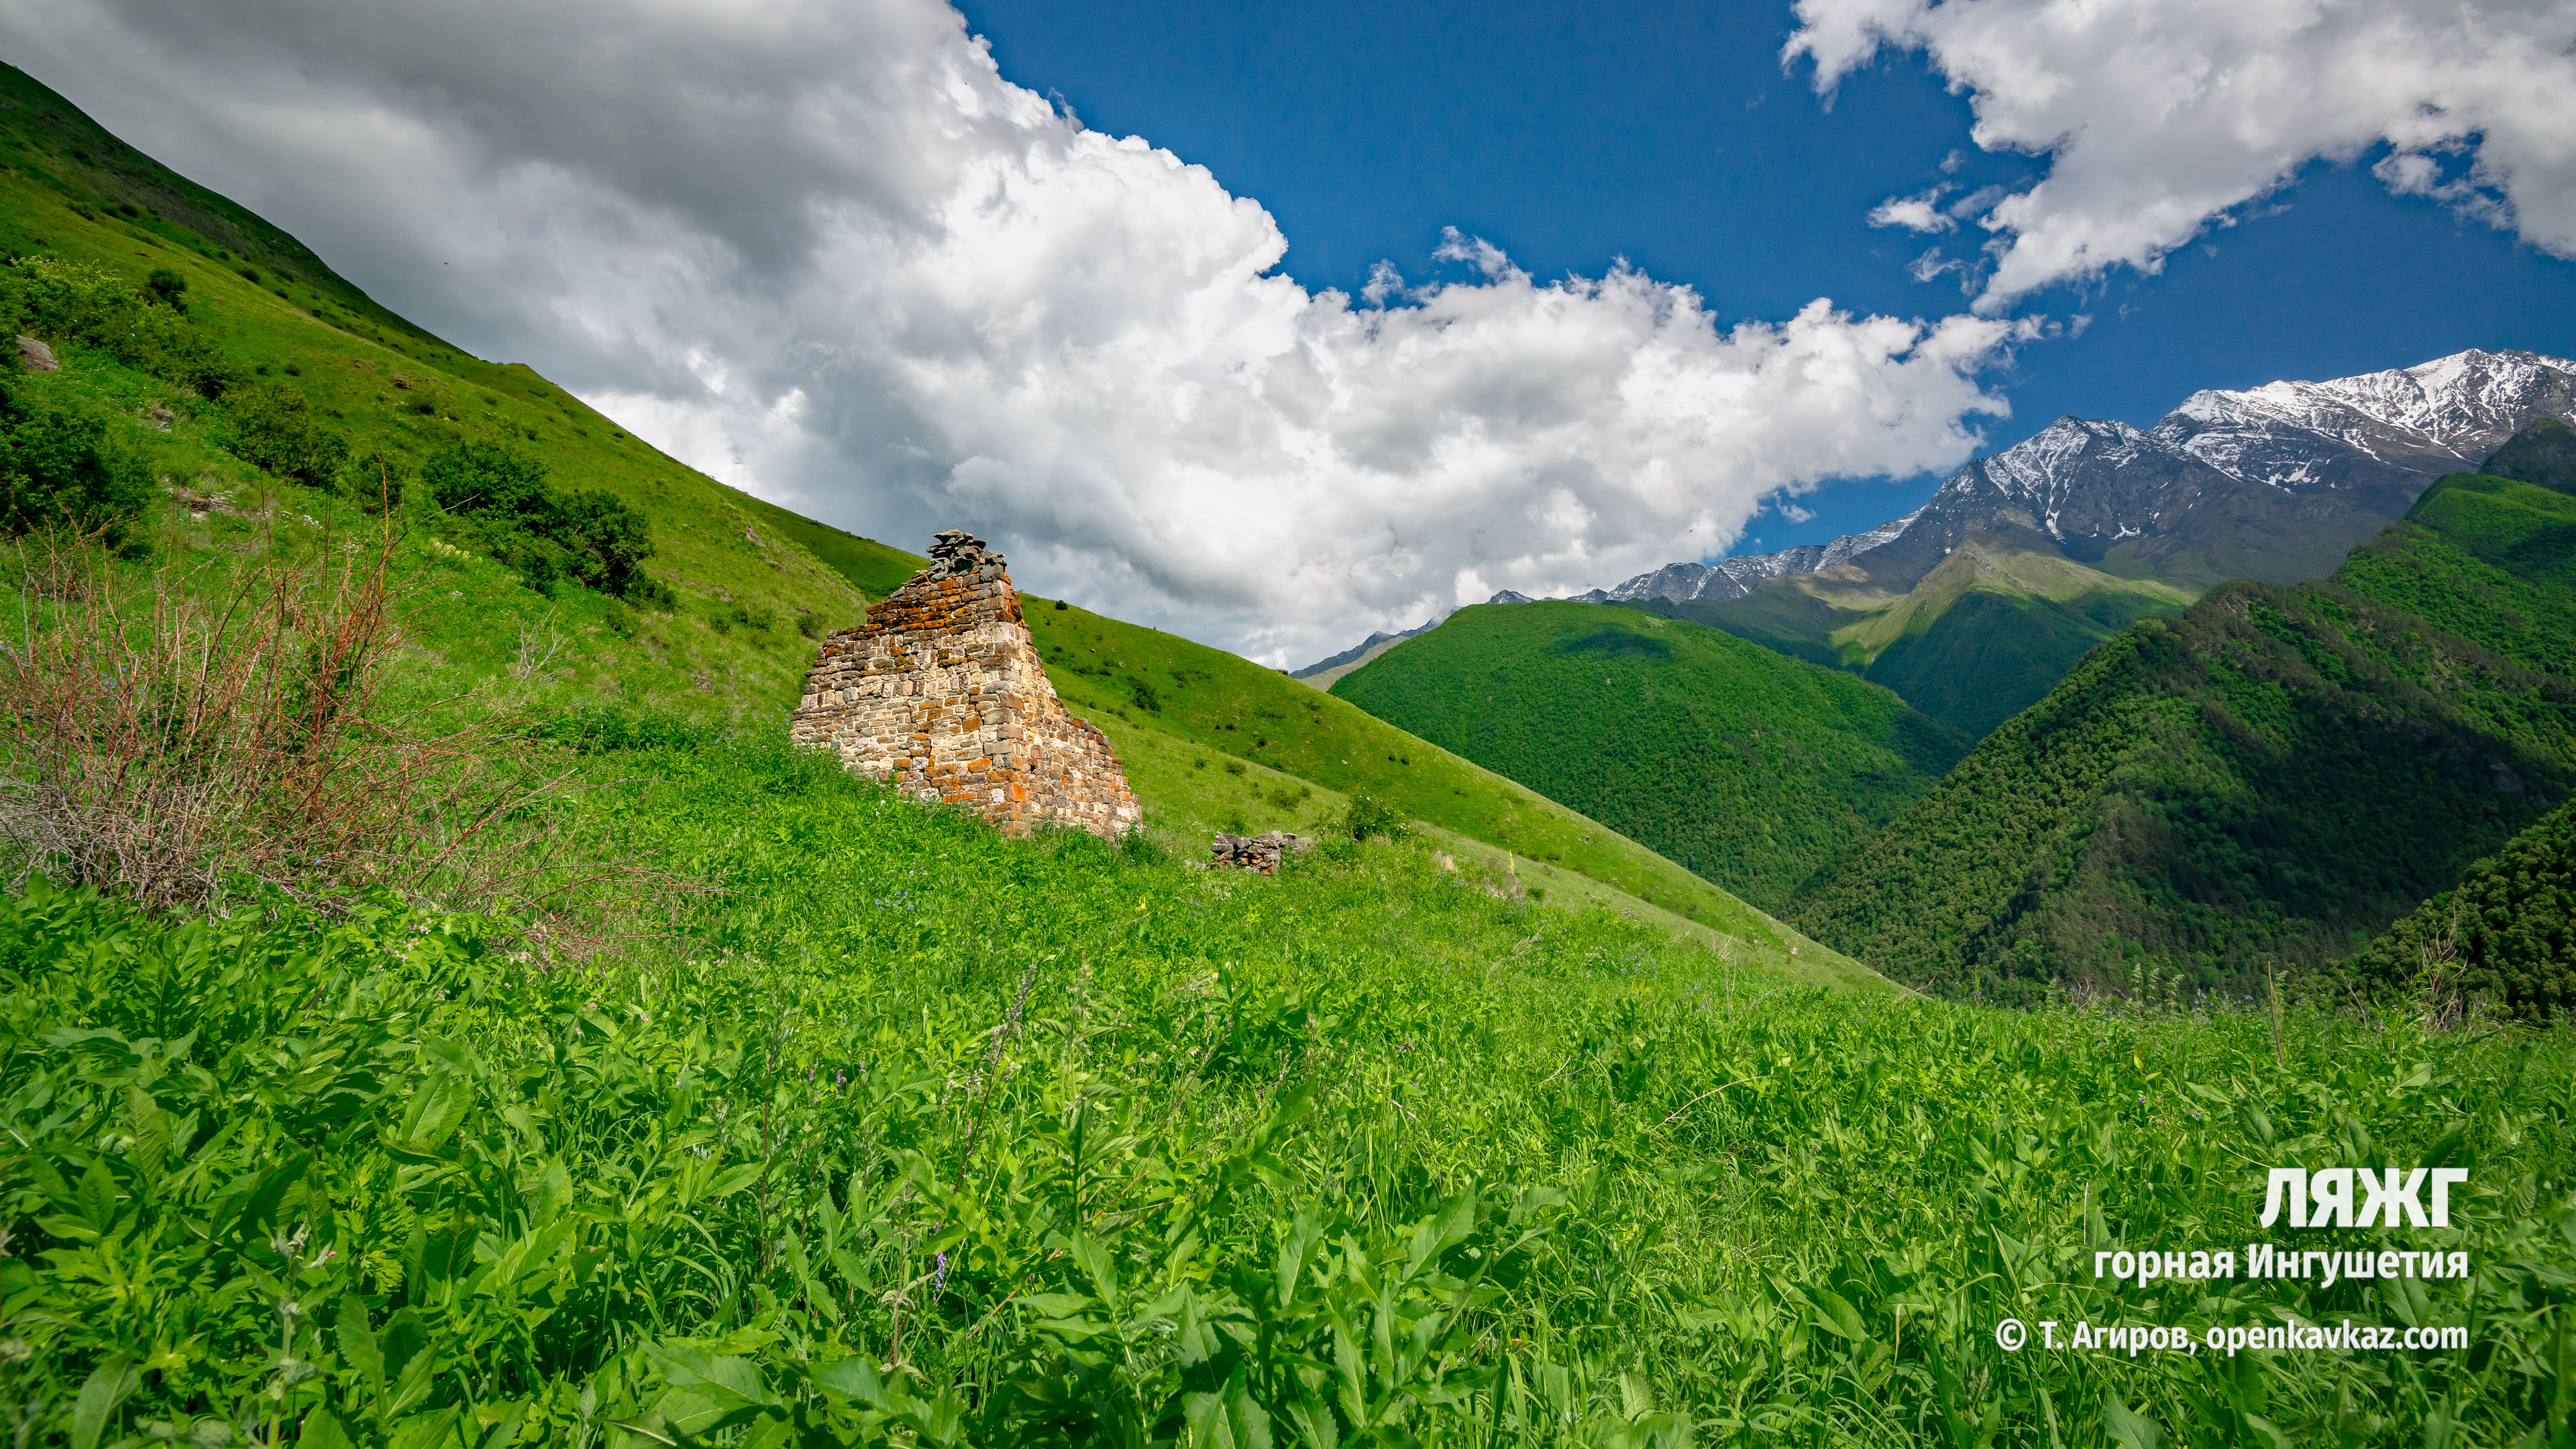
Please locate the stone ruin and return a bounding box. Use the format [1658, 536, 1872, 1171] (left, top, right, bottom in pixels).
[791, 530, 1142, 838]
[1209, 831, 1315, 875]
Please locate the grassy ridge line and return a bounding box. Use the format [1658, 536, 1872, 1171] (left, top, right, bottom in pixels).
[1085, 704, 1883, 990]
[1644, 539, 2194, 739]
[1794, 468, 2576, 1003]
[3, 282, 857, 710]
[743, 502, 1841, 963]
[1834, 538, 2195, 661]
[735, 493, 928, 600]
[0, 64, 871, 706]
[1018, 597, 1833, 954]
[1329, 600, 1965, 913]
[0, 62, 455, 358]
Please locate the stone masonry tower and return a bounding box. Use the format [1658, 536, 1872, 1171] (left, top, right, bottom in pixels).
[791, 531, 1142, 837]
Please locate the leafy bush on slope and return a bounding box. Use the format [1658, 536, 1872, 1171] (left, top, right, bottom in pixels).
[426, 440, 668, 605]
[0, 374, 154, 544]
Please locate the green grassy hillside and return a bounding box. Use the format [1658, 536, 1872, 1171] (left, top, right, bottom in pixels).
[1023, 598, 1827, 950]
[3, 64, 2573, 1449]
[0, 62, 1852, 968]
[1330, 601, 1966, 912]
[728, 500, 1846, 961]
[6, 728, 2570, 1446]
[1654, 538, 2194, 739]
[1794, 458, 2576, 1000]
[0, 63, 866, 708]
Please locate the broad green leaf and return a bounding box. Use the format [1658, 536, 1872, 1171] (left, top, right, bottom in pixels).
[69, 1355, 139, 1449]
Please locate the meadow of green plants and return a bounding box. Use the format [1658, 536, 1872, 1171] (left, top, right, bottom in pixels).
[2, 58, 2573, 1449]
[4, 724, 2572, 1447]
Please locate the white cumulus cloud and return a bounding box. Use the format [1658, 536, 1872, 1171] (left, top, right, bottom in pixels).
[1870, 190, 1955, 233]
[1788, 0, 2576, 311]
[3, 0, 2031, 663]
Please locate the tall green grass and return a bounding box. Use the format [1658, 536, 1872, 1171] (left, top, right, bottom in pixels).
[4, 727, 2568, 1446]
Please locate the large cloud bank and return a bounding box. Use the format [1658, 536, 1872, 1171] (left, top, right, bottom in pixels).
[1790, 0, 2576, 311]
[1, 0, 2027, 661]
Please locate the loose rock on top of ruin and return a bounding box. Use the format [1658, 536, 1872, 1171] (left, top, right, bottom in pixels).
[790, 531, 1142, 839]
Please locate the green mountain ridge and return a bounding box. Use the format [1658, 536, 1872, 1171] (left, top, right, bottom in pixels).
[2342, 793, 2576, 1017]
[1329, 600, 1967, 913]
[1792, 449, 2576, 1005]
[1641, 535, 2197, 739]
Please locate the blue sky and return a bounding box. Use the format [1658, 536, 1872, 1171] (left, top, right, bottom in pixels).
[961, 0, 2576, 558]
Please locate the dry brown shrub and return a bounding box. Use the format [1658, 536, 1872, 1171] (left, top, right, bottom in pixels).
[0, 519, 690, 942]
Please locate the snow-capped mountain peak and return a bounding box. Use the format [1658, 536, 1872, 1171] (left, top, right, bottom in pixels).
[2160, 348, 2576, 484]
[1517, 347, 2576, 608]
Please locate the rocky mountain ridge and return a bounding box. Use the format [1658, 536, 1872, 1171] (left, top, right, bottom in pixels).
[1523, 347, 2576, 606]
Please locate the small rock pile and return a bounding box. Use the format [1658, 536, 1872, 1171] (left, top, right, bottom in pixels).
[1210, 831, 1315, 875]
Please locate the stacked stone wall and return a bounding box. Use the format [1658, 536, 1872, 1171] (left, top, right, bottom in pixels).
[790, 533, 1142, 837]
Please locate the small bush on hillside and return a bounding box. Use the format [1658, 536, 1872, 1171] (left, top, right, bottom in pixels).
[1346, 791, 1411, 842]
[0, 376, 155, 545]
[144, 266, 187, 311]
[0, 533, 648, 920]
[0, 255, 237, 396]
[332, 442, 411, 515]
[223, 380, 349, 488]
[425, 440, 662, 602]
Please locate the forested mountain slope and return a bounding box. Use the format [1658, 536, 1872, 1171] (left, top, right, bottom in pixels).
[2341, 794, 2576, 1018]
[1644, 539, 2194, 739]
[1329, 601, 1966, 912]
[1794, 436, 2576, 999]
